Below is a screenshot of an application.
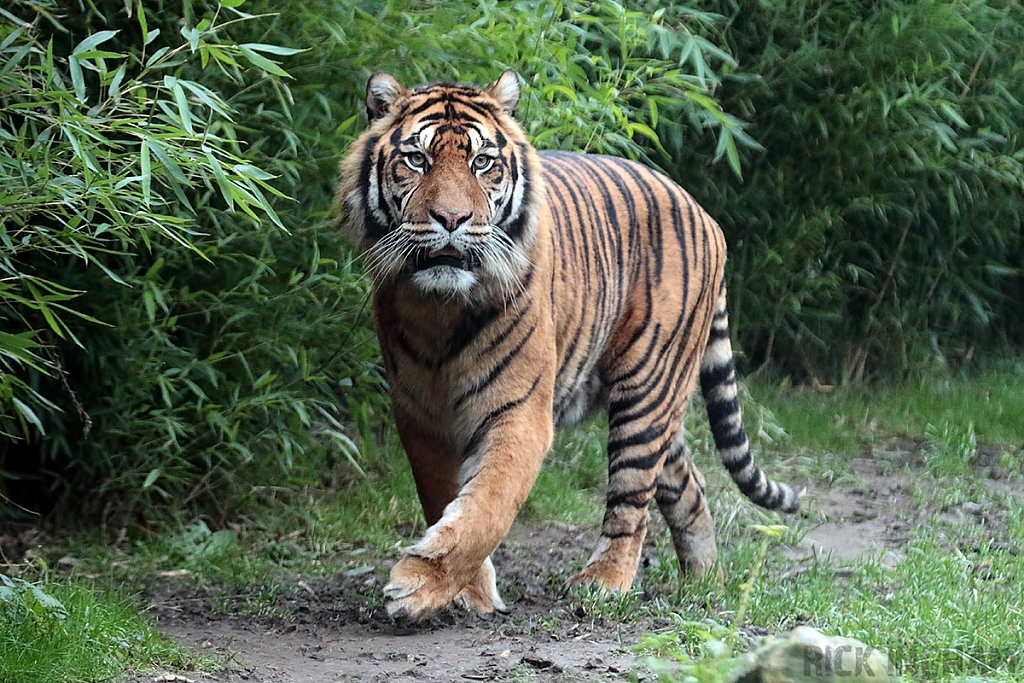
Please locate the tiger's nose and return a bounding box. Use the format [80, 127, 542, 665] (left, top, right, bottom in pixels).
[429, 209, 472, 233]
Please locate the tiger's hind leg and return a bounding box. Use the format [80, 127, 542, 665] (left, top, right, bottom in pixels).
[654, 427, 720, 579]
[569, 387, 682, 592]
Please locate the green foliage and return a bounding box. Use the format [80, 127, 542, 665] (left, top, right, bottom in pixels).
[0, 572, 189, 682]
[649, 0, 1024, 381]
[237, 0, 753, 177]
[4, 0, 1021, 523]
[730, 527, 1024, 681]
[0, 0, 383, 520]
[0, 1, 285, 437]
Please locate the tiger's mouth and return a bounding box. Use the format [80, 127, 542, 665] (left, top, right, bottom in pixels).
[411, 246, 477, 272]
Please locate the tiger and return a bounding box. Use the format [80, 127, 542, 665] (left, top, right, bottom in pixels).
[335, 70, 799, 621]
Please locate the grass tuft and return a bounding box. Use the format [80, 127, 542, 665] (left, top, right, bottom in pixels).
[0, 574, 191, 683]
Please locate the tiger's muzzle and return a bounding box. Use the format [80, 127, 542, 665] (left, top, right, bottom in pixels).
[410, 246, 480, 273]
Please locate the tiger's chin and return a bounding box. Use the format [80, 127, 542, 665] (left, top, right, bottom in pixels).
[400, 247, 530, 301]
[410, 265, 479, 296]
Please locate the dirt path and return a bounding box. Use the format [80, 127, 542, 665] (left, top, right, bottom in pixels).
[141, 524, 641, 682]
[133, 453, 928, 683]
[157, 615, 630, 682]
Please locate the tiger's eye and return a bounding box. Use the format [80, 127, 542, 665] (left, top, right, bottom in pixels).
[406, 152, 427, 169]
[472, 155, 494, 172]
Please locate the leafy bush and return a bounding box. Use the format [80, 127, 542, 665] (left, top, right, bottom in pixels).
[235, 0, 754, 187]
[0, 0, 382, 521]
[649, 0, 1024, 381]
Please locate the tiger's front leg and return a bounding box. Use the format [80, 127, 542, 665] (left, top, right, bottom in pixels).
[386, 413, 503, 615]
[384, 384, 554, 620]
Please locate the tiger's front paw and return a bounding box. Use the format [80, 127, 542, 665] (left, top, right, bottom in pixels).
[453, 556, 506, 614]
[384, 555, 461, 620]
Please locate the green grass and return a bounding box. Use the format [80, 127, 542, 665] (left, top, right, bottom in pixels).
[555, 357, 1024, 682]
[521, 420, 608, 526]
[0, 575, 192, 683]
[751, 356, 1024, 454]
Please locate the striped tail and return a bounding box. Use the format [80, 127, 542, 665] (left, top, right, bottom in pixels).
[699, 286, 799, 513]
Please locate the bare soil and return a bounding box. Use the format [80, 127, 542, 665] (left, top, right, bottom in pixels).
[792, 456, 915, 565]
[133, 523, 642, 683]
[128, 443, 1015, 683]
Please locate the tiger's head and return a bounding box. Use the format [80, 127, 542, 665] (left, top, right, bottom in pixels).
[336, 71, 542, 301]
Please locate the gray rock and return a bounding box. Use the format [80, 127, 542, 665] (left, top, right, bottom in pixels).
[728, 626, 895, 683]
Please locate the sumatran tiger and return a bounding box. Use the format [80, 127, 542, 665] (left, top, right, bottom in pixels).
[335, 70, 799, 621]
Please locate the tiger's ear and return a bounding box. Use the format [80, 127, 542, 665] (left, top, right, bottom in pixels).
[486, 70, 520, 117]
[366, 72, 406, 121]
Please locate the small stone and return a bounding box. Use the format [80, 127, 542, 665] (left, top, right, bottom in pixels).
[727, 626, 893, 683]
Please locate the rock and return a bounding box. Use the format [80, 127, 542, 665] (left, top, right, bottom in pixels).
[728, 626, 894, 683]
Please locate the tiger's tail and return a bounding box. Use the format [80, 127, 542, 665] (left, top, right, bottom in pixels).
[699, 285, 800, 513]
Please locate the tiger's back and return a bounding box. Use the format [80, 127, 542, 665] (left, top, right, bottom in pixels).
[540, 151, 725, 431]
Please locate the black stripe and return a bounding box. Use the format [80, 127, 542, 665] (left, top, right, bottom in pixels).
[601, 518, 647, 539]
[707, 325, 730, 341]
[478, 305, 530, 358]
[394, 330, 440, 370]
[656, 471, 691, 500]
[455, 324, 536, 406]
[373, 147, 394, 230]
[494, 159, 517, 226]
[598, 155, 689, 284]
[548, 157, 630, 378]
[607, 441, 666, 475]
[714, 429, 747, 452]
[463, 374, 543, 458]
[722, 450, 753, 474]
[540, 159, 593, 290]
[700, 362, 734, 390]
[448, 93, 500, 119]
[606, 483, 658, 509]
[504, 143, 535, 240]
[608, 288, 655, 373]
[705, 396, 739, 426]
[663, 441, 686, 466]
[442, 305, 503, 364]
[610, 282, 715, 435]
[401, 96, 448, 121]
[357, 135, 389, 239]
[686, 493, 704, 516]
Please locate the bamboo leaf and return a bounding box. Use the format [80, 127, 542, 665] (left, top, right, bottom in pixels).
[238, 45, 290, 78]
[72, 30, 118, 56]
[239, 42, 305, 56]
[140, 138, 152, 206]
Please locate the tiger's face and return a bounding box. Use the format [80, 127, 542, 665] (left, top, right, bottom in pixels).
[338, 71, 539, 300]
